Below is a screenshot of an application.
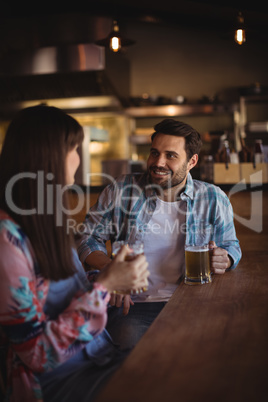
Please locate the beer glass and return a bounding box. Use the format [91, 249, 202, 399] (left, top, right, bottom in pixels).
[184, 244, 212, 285]
[111, 241, 147, 294]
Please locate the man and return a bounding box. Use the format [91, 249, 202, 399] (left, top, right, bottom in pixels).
[76, 119, 241, 349]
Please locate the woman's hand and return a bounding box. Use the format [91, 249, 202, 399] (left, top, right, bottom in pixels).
[96, 245, 149, 296]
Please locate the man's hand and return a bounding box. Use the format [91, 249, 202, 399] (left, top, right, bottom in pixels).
[109, 294, 134, 315]
[209, 241, 231, 274]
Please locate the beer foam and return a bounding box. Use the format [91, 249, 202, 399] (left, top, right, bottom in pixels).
[185, 246, 208, 252]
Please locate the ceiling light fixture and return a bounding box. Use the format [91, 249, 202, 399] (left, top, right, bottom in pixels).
[234, 11, 246, 45]
[95, 20, 135, 53]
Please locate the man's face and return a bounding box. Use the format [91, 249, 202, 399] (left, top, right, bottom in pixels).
[147, 133, 194, 190]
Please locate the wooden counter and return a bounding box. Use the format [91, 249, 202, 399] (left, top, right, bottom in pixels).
[95, 189, 268, 402]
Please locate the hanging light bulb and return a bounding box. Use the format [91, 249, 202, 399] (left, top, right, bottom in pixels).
[95, 20, 135, 53]
[109, 21, 121, 52]
[234, 12, 246, 45]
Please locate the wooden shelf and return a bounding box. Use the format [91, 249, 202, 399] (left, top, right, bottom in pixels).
[129, 135, 151, 144]
[125, 103, 237, 118]
[240, 95, 268, 104]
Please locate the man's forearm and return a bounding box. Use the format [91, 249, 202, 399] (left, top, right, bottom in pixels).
[84, 250, 111, 270]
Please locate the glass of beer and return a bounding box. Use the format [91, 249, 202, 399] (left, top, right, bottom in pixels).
[111, 241, 147, 294]
[184, 244, 212, 285]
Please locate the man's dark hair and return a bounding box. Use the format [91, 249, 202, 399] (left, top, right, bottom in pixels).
[151, 119, 202, 160]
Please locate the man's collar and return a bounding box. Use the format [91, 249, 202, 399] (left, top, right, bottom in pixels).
[182, 173, 194, 200]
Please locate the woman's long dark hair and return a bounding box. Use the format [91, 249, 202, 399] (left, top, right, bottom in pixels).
[0, 105, 84, 280]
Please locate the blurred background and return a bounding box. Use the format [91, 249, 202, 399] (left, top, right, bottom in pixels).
[0, 0, 268, 186]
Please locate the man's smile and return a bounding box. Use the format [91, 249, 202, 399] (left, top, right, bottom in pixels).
[150, 167, 172, 177]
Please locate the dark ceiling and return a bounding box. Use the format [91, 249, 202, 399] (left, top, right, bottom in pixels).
[0, 0, 267, 118]
[1, 0, 268, 31]
[0, 0, 267, 53]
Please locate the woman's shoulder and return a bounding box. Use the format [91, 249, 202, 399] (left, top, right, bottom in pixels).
[0, 211, 38, 288]
[0, 210, 26, 249]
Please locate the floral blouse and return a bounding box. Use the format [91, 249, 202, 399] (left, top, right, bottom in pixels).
[0, 211, 110, 401]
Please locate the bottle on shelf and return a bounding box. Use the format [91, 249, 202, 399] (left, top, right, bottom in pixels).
[238, 137, 252, 163]
[253, 139, 264, 166]
[214, 139, 231, 168]
[220, 140, 231, 169]
[230, 148, 239, 164]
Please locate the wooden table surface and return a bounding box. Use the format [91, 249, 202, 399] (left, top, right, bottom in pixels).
[95, 189, 268, 402]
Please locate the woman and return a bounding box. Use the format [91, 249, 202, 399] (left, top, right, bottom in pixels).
[0, 105, 149, 402]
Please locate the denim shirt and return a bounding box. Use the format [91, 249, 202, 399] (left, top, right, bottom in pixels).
[76, 173, 242, 269]
[43, 251, 92, 319]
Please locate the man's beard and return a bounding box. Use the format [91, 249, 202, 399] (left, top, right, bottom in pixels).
[148, 161, 188, 190]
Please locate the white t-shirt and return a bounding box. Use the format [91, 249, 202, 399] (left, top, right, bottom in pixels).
[133, 197, 187, 302]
